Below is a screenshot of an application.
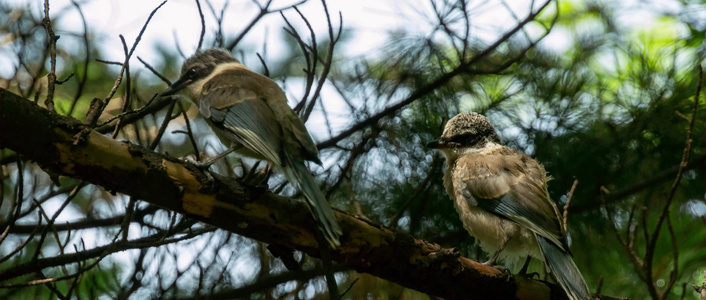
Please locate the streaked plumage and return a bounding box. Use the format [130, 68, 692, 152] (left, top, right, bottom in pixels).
[161, 49, 342, 247]
[428, 112, 591, 300]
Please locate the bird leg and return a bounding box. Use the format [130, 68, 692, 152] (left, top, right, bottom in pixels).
[518, 256, 540, 279]
[483, 236, 512, 267]
[189, 146, 241, 169]
[241, 161, 271, 189]
[518, 256, 532, 275]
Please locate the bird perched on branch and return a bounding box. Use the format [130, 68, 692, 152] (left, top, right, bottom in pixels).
[427, 112, 591, 300]
[160, 48, 342, 248]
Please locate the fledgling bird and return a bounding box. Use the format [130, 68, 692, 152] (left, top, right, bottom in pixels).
[427, 112, 591, 300]
[160, 49, 342, 248]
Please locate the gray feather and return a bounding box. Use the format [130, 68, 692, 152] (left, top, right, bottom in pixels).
[183, 57, 342, 248]
[454, 149, 590, 298]
[475, 188, 566, 251]
[281, 152, 342, 247]
[205, 91, 283, 166]
[537, 235, 592, 300]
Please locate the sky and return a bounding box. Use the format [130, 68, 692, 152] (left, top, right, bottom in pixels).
[1, 0, 561, 144]
[1, 0, 556, 76]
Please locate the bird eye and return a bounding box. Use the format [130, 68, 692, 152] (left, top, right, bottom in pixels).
[452, 133, 474, 142]
[186, 68, 197, 79]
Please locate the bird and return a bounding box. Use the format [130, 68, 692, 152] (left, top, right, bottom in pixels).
[160, 48, 342, 248]
[427, 112, 591, 300]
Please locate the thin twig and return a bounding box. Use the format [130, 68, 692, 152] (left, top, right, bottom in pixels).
[42, 0, 57, 112]
[177, 101, 201, 160]
[112, 35, 132, 138]
[137, 56, 171, 85]
[68, 0, 90, 116]
[339, 277, 359, 297]
[646, 66, 702, 298]
[562, 179, 578, 232]
[95, 59, 123, 66]
[56, 73, 74, 84]
[302, 0, 342, 122]
[317, 0, 555, 149]
[31, 183, 86, 262]
[225, 0, 306, 51]
[256, 53, 269, 77]
[664, 214, 679, 295]
[86, 0, 167, 127]
[96, 93, 159, 127]
[195, 0, 206, 50]
[389, 165, 436, 228]
[149, 101, 177, 150]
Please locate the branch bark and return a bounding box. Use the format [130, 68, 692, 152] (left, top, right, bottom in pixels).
[0, 88, 569, 299]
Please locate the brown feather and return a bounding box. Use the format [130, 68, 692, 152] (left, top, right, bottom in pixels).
[452, 146, 566, 246]
[200, 67, 320, 164]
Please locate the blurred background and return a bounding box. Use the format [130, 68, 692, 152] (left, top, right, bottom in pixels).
[0, 0, 705, 298]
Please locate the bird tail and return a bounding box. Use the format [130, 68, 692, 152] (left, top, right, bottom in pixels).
[536, 235, 592, 300]
[282, 154, 342, 248]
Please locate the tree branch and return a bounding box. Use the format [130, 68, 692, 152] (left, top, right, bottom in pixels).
[0, 88, 581, 299]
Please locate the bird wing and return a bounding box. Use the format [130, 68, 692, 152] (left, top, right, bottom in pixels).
[200, 86, 283, 165]
[453, 148, 567, 250]
[286, 110, 322, 164]
[253, 77, 321, 164]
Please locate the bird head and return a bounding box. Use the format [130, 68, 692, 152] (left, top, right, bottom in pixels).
[427, 112, 501, 159]
[160, 48, 240, 98]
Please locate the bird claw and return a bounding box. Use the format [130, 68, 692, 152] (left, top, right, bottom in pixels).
[177, 155, 218, 191]
[520, 271, 540, 280]
[240, 163, 271, 189]
[195, 168, 216, 192]
[188, 157, 217, 170]
[178, 154, 212, 170]
[482, 260, 510, 273]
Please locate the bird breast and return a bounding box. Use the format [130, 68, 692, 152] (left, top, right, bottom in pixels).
[443, 159, 543, 266]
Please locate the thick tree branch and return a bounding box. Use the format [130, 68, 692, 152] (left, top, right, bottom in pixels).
[0, 88, 571, 299]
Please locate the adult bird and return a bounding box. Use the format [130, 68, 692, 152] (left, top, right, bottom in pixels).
[427, 112, 591, 300]
[160, 48, 342, 248]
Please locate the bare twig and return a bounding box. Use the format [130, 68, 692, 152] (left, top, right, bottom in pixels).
[148, 101, 177, 150]
[256, 53, 269, 77]
[0, 226, 215, 283]
[85, 0, 167, 127]
[177, 101, 201, 160]
[31, 183, 86, 262]
[112, 35, 132, 138]
[137, 56, 171, 85]
[205, 0, 229, 48]
[96, 93, 159, 127]
[562, 179, 579, 232]
[195, 0, 206, 50]
[340, 277, 359, 297]
[225, 0, 306, 51]
[55, 73, 74, 84]
[645, 66, 703, 298]
[95, 59, 123, 66]
[68, 0, 90, 116]
[301, 1, 343, 122]
[317, 0, 555, 150]
[389, 165, 436, 228]
[664, 214, 679, 295]
[42, 0, 57, 112]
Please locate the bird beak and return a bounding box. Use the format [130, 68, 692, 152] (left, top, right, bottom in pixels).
[426, 139, 457, 149]
[426, 140, 444, 149]
[159, 75, 192, 97]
